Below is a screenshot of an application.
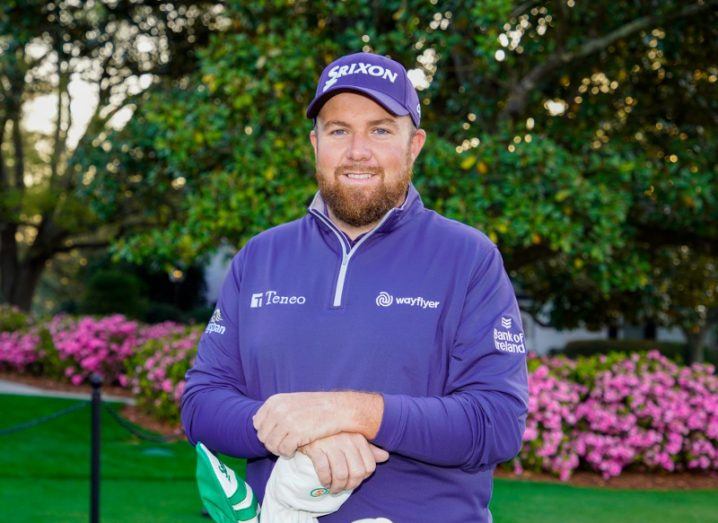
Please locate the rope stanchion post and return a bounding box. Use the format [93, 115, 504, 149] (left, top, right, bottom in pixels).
[90, 373, 102, 523]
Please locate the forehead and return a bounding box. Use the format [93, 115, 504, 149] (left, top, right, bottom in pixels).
[317, 92, 407, 127]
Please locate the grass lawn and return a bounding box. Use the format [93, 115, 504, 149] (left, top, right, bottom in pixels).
[1, 393, 717, 522]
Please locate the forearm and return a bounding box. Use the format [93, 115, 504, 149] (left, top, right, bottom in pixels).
[371, 390, 527, 473]
[181, 382, 268, 458]
[335, 391, 384, 440]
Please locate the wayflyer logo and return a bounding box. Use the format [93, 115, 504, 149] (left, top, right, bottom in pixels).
[493, 316, 525, 353]
[375, 291, 439, 310]
[375, 291, 394, 307]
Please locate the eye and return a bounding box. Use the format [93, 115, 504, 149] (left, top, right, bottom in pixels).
[329, 129, 347, 136]
[373, 128, 391, 135]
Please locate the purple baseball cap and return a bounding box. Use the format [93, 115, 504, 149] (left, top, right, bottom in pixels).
[306, 52, 421, 127]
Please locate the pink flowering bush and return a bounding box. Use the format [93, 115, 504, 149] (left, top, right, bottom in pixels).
[126, 326, 202, 423]
[2, 307, 717, 478]
[516, 351, 718, 480]
[0, 329, 42, 371]
[42, 314, 142, 386]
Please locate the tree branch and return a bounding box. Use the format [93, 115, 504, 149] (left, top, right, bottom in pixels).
[53, 240, 110, 254]
[499, 0, 718, 122]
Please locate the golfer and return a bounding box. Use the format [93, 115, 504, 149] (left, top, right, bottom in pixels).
[182, 51, 529, 522]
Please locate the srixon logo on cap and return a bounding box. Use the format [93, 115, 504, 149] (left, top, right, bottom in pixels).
[323, 62, 398, 92]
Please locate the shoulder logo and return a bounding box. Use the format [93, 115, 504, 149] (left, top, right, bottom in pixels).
[375, 291, 439, 310]
[493, 315, 525, 353]
[205, 308, 226, 335]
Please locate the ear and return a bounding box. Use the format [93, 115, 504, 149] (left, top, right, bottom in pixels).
[409, 128, 427, 163]
[309, 128, 318, 158]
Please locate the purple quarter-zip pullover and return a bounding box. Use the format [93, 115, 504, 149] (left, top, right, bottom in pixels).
[181, 183, 529, 522]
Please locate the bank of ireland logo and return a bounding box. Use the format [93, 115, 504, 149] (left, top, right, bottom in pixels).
[250, 293, 263, 308]
[493, 315, 525, 354]
[376, 291, 394, 307]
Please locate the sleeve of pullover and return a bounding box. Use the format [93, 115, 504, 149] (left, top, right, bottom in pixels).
[180, 247, 269, 458]
[371, 245, 529, 473]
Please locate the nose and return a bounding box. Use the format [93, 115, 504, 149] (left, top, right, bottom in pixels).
[345, 132, 372, 162]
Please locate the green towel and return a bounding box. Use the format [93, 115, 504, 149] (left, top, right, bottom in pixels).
[195, 442, 260, 523]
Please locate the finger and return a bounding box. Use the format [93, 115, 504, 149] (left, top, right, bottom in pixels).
[308, 447, 332, 487]
[356, 438, 377, 478]
[252, 405, 268, 431]
[369, 444, 390, 463]
[264, 427, 289, 456]
[254, 414, 275, 443]
[277, 434, 300, 458]
[344, 441, 368, 490]
[328, 446, 349, 494]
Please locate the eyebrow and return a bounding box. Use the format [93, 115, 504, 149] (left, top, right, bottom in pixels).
[323, 118, 399, 128]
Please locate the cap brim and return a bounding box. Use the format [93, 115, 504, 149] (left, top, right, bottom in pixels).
[306, 86, 410, 120]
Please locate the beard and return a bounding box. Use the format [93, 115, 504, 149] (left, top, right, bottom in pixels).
[315, 150, 413, 228]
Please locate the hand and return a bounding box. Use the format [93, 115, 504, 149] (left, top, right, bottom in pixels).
[253, 392, 344, 457]
[299, 433, 390, 494]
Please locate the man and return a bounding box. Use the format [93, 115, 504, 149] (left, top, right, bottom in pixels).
[182, 51, 529, 522]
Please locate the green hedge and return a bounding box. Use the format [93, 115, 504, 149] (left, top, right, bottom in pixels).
[551, 339, 718, 366]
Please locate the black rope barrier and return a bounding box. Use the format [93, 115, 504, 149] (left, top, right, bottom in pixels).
[0, 400, 89, 436]
[102, 403, 185, 443]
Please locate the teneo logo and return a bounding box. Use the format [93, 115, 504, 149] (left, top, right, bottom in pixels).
[375, 291, 439, 310]
[323, 62, 398, 92]
[205, 308, 226, 335]
[250, 290, 306, 308]
[493, 316, 525, 354]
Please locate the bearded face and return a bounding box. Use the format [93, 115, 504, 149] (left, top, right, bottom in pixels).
[309, 92, 425, 230]
[314, 147, 413, 227]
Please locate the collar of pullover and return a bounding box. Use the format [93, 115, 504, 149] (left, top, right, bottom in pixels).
[306, 182, 425, 238]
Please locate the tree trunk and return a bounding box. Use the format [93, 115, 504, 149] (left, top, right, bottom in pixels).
[684, 327, 709, 365]
[6, 256, 47, 311]
[0, 224, 19, 303]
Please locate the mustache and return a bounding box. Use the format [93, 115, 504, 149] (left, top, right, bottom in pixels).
[334, 165, 384, 177]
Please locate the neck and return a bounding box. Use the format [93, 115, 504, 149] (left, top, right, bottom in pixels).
[325, 188, 409, 241]
[326, 207, 379, 241]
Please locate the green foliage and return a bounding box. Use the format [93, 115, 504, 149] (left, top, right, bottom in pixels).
[558, 338, 687, 360]
[0, 305, 29, 332]
[87, 1, 718, 350]
[80, 270, 147, 320]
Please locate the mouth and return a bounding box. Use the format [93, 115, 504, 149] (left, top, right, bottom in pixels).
[341, 172, 378, 183]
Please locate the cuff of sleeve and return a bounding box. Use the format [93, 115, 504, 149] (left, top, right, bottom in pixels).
[371, 393, 407, 451]
[243, 401, 267, 456]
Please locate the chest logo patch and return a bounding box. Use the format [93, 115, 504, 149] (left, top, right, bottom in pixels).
[375, 291, 440, 310]
[250, 290, 306, 308]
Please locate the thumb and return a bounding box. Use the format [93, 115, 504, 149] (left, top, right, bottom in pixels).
[369, 444, 389, 463]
